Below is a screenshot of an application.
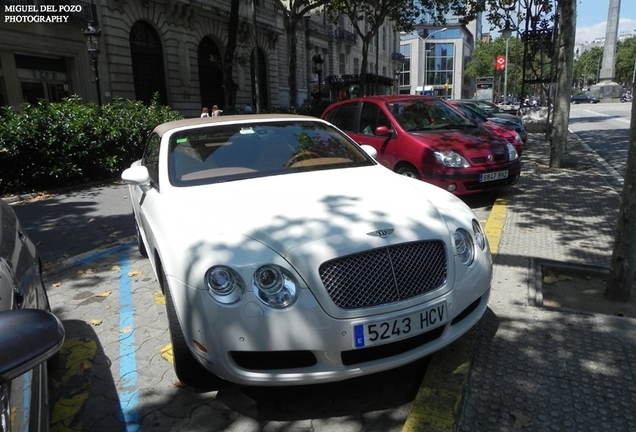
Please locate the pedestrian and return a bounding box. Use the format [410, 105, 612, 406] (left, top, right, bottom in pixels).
[211, 105, 223, 116]
[200, 107, 209, 118]
[243, 104, 252, 114]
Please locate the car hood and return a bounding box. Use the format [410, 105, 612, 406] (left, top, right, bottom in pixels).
[410, 127, 509, 152]
[164, 166, 456, 260]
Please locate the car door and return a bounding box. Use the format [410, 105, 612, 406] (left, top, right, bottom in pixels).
[130, 133, 162, 259]
[327, 101, 396, 169]
[0, 205, 47, 432]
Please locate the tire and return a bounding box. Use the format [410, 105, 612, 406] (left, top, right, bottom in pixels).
[397, 166, 420, 179]
[162, 271, 226, 390]
[134, 219, 148, 258]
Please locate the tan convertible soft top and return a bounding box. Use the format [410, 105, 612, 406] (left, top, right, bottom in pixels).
[152, 114, 319, 137]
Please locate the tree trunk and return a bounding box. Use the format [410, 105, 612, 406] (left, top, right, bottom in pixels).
[358, 37, 371, 97]
[606, 95, 636, 302]
[286, 18, 299, 108]
[223, 0, 240, 113]
[549, 0, 575, 168]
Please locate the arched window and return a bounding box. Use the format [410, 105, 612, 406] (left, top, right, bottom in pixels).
[130, 21, 167, 105]
[250, 48, 269, 110]
[198, 37, 225, 111]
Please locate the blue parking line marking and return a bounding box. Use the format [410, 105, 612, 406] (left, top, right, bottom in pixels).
[118, 249, 141, 431]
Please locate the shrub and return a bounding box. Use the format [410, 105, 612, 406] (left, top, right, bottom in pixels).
[0, 94, 182, 196]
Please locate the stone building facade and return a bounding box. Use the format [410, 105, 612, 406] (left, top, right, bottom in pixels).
[0, 0, 402, 117]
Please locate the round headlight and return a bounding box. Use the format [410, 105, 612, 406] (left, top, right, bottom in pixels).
[454, 228, 475, 266]
[472, 219, 486, 250]
[253, 265, 298, 309]
[205, 266, 243, 304]
[255, 265, 283, 294]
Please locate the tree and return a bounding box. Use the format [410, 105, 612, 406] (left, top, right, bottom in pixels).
[327, 0, 420, 97]
[548, 0, 576, 168]
[606, 95, 636, 302]
[273, 0, 331, 108]
[615, 37, 636, 88]
[573, 47, 603, 89]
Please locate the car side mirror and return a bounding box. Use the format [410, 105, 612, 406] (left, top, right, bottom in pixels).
[360, 145, 378, 159]
[122, 165, 151, 186]
[0, 309, 65, 384]
[374, 126, 393, 137]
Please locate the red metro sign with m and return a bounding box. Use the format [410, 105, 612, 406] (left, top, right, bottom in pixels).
[496, 55, 506, 71]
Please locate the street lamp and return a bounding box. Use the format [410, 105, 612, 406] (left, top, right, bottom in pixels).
[82, 21, 102, 106]
[419, 28, 447, 95]
[501, 22, 513, 105]
[312, 53, 324, 102]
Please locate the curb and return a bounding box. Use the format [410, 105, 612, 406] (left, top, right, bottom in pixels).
[402, 194, 508, 432]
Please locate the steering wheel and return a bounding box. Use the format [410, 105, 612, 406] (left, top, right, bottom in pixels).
[285, 151, 321, 167]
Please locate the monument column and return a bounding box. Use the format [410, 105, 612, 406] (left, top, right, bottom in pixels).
[592, 0, 622, 100]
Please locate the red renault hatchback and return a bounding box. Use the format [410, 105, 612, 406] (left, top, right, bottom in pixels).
[322, 95, 521, 195]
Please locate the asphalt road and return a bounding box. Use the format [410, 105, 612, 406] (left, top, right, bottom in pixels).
[568, 101, 631, 187]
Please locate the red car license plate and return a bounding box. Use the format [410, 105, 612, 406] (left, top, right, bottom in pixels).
[480, 170, 508, 182]
[353, 302, 447, 348]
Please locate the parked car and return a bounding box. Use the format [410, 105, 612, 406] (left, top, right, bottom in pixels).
[447, 101, 525, 155]
[448, 100, 527, 143]
[122, 114, 492, 388]
[0, 199, 65, 432]
[571, 94, 600, 104]
[454, 99, 526, 127]
[322, 95, 521, 195]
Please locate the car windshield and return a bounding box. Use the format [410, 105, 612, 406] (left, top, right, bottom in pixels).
[386, 99, 474, 132]
[168, 120, 374, 186]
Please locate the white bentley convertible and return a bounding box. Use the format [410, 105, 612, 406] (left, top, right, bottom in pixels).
[122, 114, 492, 388]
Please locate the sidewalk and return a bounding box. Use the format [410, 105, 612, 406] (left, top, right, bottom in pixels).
[456, 134, 636, 431]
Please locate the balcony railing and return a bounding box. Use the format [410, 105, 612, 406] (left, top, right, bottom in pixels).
[334, 28, 357, 44]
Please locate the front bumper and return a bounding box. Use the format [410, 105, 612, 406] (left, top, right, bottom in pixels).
[167, 272, 491, 386]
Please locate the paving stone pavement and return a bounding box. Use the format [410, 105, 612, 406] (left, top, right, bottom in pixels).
[457, 134, 636, 432]
[45, 246, 426, 432]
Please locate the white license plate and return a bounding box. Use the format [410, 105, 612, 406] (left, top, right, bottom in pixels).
[480, 170, 508, 182]
[352, 302, 447, 349]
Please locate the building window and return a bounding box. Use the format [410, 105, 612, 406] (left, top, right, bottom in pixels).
[198, 37, 225, 111]
[354, 57, 359, 74]
[426, 43, 454, 86]
[0, 77, 6, 106]
[130, 21, 168, 105]
[339, 53, 346, 75]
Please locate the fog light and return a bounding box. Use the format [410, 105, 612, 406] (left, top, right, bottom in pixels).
[447, 184, 457, 192]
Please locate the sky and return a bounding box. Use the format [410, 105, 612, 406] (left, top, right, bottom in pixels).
[575, 0, 636, 43]
[482, 0, 636, 44]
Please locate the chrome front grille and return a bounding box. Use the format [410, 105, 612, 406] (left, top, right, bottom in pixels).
[318, 241, 447, 310]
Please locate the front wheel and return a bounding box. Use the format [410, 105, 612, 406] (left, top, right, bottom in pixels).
[134, 219, 148, 258]
[163, 271, 227, 390]
[397, 166, 420, 179]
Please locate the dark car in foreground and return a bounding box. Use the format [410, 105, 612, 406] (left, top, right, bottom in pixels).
[1, 199, 65, 432]
[448, 100, 528, 145]
[322, 95, 520, 195]
[571, 95, 600, 104]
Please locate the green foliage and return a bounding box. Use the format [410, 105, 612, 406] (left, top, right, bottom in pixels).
[0, 94, 182, 196]
[573, 40, 636, 89]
